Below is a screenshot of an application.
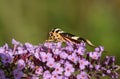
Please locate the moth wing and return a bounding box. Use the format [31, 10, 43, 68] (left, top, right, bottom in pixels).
[60, 33, 82, 43]
[60, 33, 95, 47]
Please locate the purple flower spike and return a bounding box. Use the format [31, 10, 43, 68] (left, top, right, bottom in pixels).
[68, 53, 78, 63]
[13, 69, 24, 79]
[12, 39, 20, 45]
[46, 58, 55, 68]
[52, 63, 63, 75]
[52, 48, 61, 55]
[40, 52, 48, 62]
[65, 43, 74, 52]
[0, 53, 12, 64]
[0, 39, 119, 79]
[31, 76, 39, 79]
[77, 71, 89, 79]
[43, 70, 51, 79]
[17, 59, 26, 70]
[59, 51, 68, 59]
[89, 52, 101, 60]
[51, 74, 61, 79]
[0, 47, 5, 53]
[77, 46, 86, 55]
[56, 42, 62, 48]
[64, 62, 75, 76]
[79, 58, 89, 70]
[0, 70, 6, 79]
[35, 66, 43, 75]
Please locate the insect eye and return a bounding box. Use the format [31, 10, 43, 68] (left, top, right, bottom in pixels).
[55, 30, 60, 33]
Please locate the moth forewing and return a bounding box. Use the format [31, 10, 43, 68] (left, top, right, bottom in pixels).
[71, 37, 80, 40]
[60, 33, 82, 44]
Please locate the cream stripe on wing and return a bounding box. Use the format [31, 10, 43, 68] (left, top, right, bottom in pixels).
[71, 36, 79, 40]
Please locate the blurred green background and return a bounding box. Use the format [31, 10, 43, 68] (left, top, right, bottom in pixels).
[0, 0, 120, 67]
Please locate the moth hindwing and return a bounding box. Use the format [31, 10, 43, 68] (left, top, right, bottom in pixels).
[47, 28, 95, 47]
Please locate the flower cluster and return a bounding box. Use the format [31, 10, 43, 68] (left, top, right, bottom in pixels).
[0, 39, 119, 79]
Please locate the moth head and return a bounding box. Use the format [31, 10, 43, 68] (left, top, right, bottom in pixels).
[47, 31, 54, 42]
[47, 28, 64, 42]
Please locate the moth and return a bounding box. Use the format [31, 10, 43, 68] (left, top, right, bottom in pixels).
[46, 28, 95, 47]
